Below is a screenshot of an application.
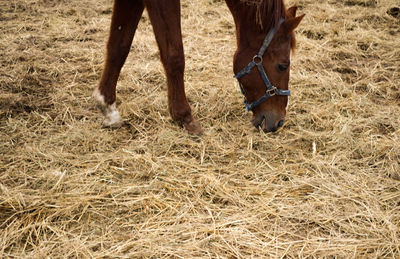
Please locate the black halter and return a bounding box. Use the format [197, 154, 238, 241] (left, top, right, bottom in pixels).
[234, 19, 290, 111]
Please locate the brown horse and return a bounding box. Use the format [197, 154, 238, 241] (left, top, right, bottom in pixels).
[93, 0, 304, 134]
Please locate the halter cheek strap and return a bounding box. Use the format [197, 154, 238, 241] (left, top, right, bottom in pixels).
[234, 19, 290, 111]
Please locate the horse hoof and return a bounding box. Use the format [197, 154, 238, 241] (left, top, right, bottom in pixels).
[102, 115, 123, 128]
[184, 119, 203, 135]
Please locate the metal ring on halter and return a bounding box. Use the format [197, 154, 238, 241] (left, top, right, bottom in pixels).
[252, 55, 263, 65]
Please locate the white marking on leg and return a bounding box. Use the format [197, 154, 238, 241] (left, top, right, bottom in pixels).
[92, 88, 123, 128]
[92, 88, 105, 106]
[102, 102, 122, 128]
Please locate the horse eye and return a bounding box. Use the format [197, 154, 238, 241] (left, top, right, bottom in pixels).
[277, 63, 289, 72]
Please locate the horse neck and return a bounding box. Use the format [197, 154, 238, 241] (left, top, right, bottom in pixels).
[225, 0, 283, 50]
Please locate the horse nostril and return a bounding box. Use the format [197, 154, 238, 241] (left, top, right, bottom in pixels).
[277, 120, 284, 128]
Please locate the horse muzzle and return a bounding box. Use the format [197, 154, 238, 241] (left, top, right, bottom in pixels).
[252, 112, 285, 133]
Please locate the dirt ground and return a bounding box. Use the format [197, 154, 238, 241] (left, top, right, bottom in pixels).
[1, 0, 399, 258]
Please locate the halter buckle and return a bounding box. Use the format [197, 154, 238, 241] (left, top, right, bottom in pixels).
[267, 86, 277, 96]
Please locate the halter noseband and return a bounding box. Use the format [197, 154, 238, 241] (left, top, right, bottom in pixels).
[234, 19, 290, 111]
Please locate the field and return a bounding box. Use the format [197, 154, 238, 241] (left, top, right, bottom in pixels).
[1, 0, 399, 257]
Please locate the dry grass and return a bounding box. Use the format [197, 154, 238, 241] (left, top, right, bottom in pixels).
[1, 0, 399, 258]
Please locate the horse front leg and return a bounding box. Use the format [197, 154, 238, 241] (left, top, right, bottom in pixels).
[94, 0, 144, 128]
[144, 0, 203, 135]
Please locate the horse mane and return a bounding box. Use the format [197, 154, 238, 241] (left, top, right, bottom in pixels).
[239, 0, 286, 32]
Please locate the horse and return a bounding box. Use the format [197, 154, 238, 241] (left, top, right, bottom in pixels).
[93, 0, 304, 134]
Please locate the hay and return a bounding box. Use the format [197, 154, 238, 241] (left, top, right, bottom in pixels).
[1, 0, 399, 257]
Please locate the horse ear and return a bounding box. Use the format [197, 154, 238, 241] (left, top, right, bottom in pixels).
[282, 14, 305, 34]
[286, 6, 297, 18]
